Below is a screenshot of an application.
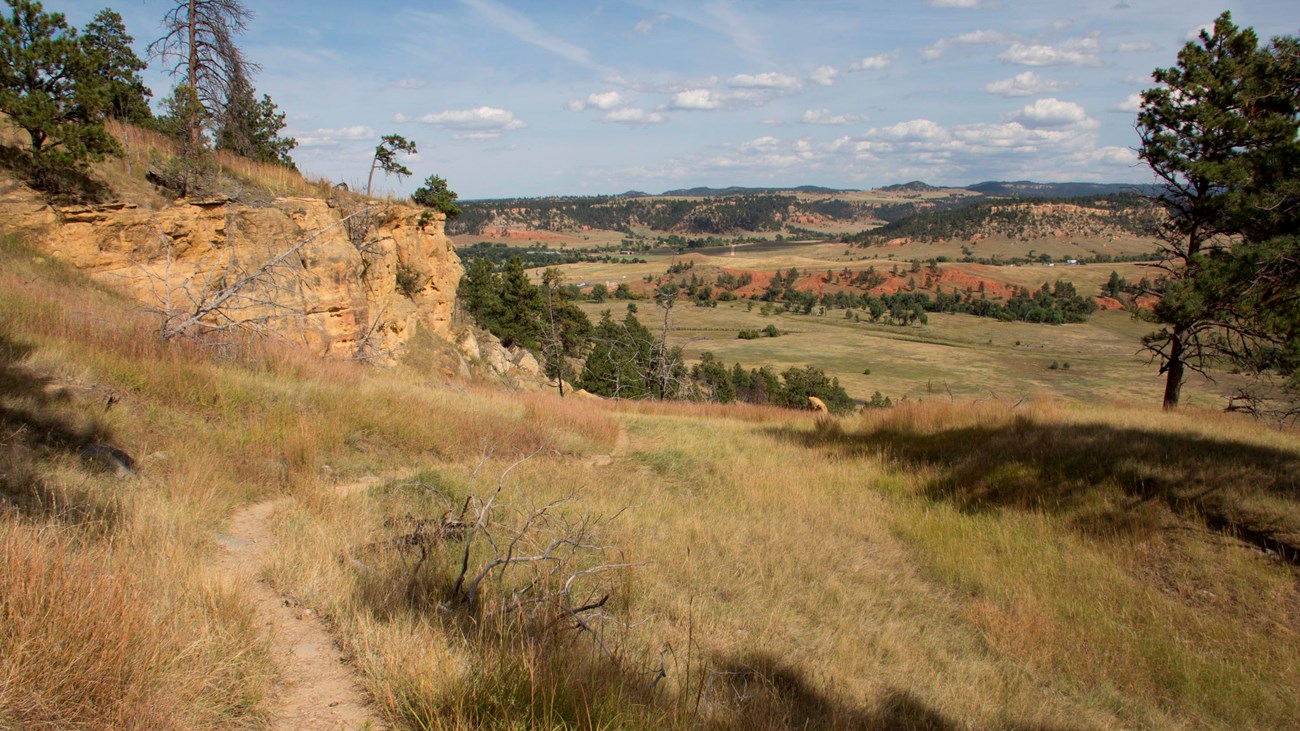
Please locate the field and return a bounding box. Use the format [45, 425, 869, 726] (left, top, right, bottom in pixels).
[549, 230, 1213, 409]
[4, 224, 1299, 730]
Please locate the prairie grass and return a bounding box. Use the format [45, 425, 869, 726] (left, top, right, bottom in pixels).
[4, 224, 1299, 730]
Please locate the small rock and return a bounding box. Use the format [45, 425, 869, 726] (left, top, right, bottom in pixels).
[78, 442, 135, 478]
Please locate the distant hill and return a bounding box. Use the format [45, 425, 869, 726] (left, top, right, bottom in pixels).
[845, 193, 1163, 246]
[660, 185, 850, 197]
[967, 181, 1159, 198]
[880, 181, 943, 193]
[449, 181, 1161, 240]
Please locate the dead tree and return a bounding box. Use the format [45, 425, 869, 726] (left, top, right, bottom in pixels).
[142, 206, 375, 341]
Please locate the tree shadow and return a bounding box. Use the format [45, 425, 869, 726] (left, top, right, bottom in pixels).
[701, 652, 1071, 730]
[0, 144, 114, 204]
[769, 415, 1300, 562]
[0, 332, 121, 527]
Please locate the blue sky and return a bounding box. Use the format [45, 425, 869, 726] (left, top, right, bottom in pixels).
[53, 1, 1298, 198]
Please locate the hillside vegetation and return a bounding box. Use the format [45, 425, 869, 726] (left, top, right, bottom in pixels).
[3, 221, 1299, 729]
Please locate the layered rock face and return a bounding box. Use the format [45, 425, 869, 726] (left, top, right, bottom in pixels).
[0, 176, 462, 362]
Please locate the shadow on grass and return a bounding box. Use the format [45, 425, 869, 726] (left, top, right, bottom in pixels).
[0, 332, 120, 527]
[702, 652, 1068, 730]
[0, 144, 114, 204]
[769, 415, 1300, 562]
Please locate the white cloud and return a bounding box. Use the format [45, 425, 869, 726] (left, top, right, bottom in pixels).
[567, 91, 626, 111]
[985, 71, 1074, 97]
[602, 108, 665, 124]
[801, 109, 867, 125]
[1011, 98, 1093, 127]
[926, 0, 986, 6]
[633, 13, 670, 34]
[743, 136, 781, 151]
[998, 34, 1103, 66]
[726, 72, 803, 90]
[849, 52, 897, 71]
[869, 119, 951, 142]
[667, 88, 723, 110]
[1112, 92, 1143, 113]
[390, 78, 427, 90]
[810, 65, 839, 86]
[295, 125, 375, 147]
[1092, 146, 1138, 164]
[397, 106, 526, 139]
[921, 29, 1012, 60]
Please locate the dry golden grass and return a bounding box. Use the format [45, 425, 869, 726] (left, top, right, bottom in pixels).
[4, 225, 1299, 730]
[100, 119, 364, 202]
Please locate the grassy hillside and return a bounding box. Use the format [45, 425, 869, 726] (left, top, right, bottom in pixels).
[3, 217, 1300, 730]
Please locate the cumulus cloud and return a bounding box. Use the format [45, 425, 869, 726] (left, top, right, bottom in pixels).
[921, 29, 1012, 60]
[396, 106, 526, 138]
[726, 72, 803, 90]
[850, 52, 897, 71]
[567, 91, 626, 111]
[295, 125, 375, 148]
[1011, 98, 1094, 128]
[801, 109, 868, 125]
[610, 103, 1136, 188]
[985, 71, 1075, 97]
[602, 108, 665, 124]
[667, 88, 723, 110]
[1112, 92, 1143, 113]
[870, 119, 950, 142]
[633, 13, 670, 34]
[998, 34, 1103, 66]
[810, 65, 839, 86]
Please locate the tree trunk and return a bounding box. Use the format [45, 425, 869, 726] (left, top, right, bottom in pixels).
[1162, 327, 1186, 410]
[186, 0, 198, 147]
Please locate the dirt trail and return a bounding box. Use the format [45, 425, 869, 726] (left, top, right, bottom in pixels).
[587, 423, 630, 468]
[215, 482, 384, 731]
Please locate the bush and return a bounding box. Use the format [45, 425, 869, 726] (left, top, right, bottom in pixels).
[763, 324, 781, 338]
[737, 329, 760, 340]
[865, 391, 893, 409]
[396, 263, 423, 296]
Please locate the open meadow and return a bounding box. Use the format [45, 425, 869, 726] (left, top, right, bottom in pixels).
[552, 231, 1213, 410]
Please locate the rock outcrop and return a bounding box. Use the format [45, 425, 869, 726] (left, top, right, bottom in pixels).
[0, 174, 462, 362]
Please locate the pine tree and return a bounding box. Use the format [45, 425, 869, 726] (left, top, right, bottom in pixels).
[80, 8, 150, 124]
[1136, 12, 1300, 409]
[0, 0, 119, 185]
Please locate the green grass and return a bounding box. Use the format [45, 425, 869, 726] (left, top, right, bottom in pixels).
[575, 299, 1230, 409]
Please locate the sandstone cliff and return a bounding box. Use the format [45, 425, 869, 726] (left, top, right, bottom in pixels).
[0, 174, 462, 362]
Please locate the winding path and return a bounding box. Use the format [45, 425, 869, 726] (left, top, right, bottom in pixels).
[215, 489, 383, 730]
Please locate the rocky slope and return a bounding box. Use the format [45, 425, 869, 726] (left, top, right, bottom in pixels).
[0, 173, 461, 363]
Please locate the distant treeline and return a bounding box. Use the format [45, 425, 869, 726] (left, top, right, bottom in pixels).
[458, 257, 854, 411]
[449, 194, 923, 237]
[665, 264, 1099, 325]
[457, 242, 645, 268]
[845, 194, 1163, 245]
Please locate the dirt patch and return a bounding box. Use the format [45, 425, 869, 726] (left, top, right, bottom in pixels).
[216, 490, 383, 730]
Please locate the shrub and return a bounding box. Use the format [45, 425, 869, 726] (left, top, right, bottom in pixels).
[396, 263, 423, 296]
